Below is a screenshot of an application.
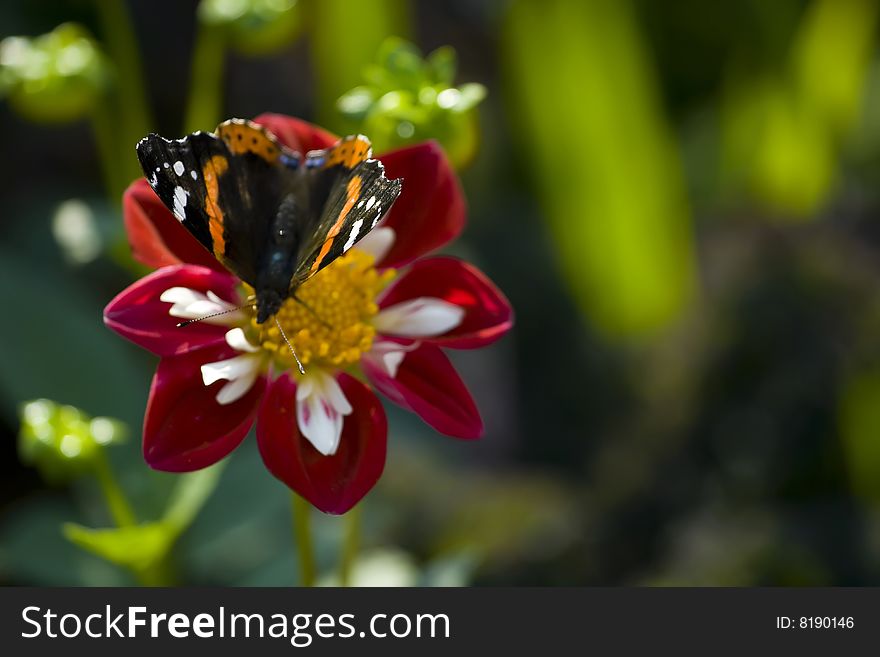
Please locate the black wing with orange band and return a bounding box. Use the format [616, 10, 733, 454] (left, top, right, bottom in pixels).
[136, 121, 401, 293]
[135, 120, 295, 286]
[293, 136, 402, 285]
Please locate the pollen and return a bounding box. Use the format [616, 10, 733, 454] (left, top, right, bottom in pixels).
[253, 250, 395, 372]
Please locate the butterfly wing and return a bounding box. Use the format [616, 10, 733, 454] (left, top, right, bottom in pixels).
[136, 126, 402, 302]
[135, 119, 296, 286]
[291, 136, 403, 287]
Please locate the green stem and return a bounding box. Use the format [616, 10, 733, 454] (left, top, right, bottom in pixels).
[90, 99, 125, 203]
[339, 503, 361, 586]
[292, 493, 317, 586]
[136, 558, 177, 587]
[184, 21, 227, 133]
[93, 0, 153, 189]
[91, 451, 179, 587]
[92, 451, 136, 528]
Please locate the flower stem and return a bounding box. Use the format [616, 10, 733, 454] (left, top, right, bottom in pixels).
[292, 493, 317, 586]
[92, 451, 136, 528]
[136, 558, 177, 587]
[92, 0, 153, 189]
[90, 100, 125, 204]
[184, 21, 226, 133]
[339, 503, 361, 586]
[92, 452, 179, 587]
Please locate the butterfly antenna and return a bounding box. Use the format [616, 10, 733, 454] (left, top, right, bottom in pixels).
[176, 300, 255, 328]
[275, 316, 306, 375]
[292, 294, 334, 330]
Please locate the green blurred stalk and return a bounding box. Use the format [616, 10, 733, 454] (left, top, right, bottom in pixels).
[292, 493, 316, 586]
[90, 100, 126, 203]
[339, 503, 361, 586]
[184, 22, 227, 133]
[503, 0, 696, 337]
[839, 371, 880, 501]
[721, 0, 878, 217]
[93, 0, 154, 195]
[308, 0, 411, 132]
[95, 96, 147, 274]
[92, 451, 136, 528]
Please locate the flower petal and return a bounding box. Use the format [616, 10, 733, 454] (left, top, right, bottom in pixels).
[353, 226, 395, 262]
[104, 265, 241, 356]
[256, 373, 387, 515]
[373, 297, 464, 337]
[365, 340, 418, 380]
[123, 179, 225, 271]
[144, 343, 265, 472]
[376, 142, 466, 267]
[201, 352, 263, 405]
[225, 327, 260, 353]
[295, 369, 353, 456]
[253, 113, 338, 153]
[378, 257, 513, 348]
[160, 288, 244, 325]
[363, 342, 482, 439]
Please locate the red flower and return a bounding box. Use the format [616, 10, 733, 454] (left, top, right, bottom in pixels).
[105, 114, 513, 514]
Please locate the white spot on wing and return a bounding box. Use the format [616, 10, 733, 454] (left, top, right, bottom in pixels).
[366, 196, 376, 211]
[371, 206, 382, 227]
[173, 161, 185, 176]
[148, 172, 158, 186]
[163, 162, 170, 169]
[343, 218, 365, 252]
[172, 186, 188, 222]
[190, 170, 198, 180]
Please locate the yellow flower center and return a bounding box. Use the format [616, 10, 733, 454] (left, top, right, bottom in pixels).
[250, 250, 395, 372]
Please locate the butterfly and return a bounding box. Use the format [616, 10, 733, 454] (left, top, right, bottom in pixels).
[135, 118, 403, 331]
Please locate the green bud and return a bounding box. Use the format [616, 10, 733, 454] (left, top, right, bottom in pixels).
[336, 37, 487, 168]
[18, 399, 126, 484]
[427, 46, 456, 87]
[336, 86, 376, 121]
[199, 0, 302, 56]
[0, 23, 107, 124]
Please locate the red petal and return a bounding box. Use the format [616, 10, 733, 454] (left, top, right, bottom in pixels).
[104, 265, 241, 356]
[256, 373, 387, 515]
[144, 344, 265, 472]
[364, 343, 482, 439]
[379, 257, 513, 349]
[253, 114, 338, 153]
[377, 142, 466, 267]
[124, 179, 225, 272]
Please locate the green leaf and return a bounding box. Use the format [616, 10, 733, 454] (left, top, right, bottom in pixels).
[63, 521, 174, 573]
[377, 37, 425, 91]
[62, 464, 223, 575]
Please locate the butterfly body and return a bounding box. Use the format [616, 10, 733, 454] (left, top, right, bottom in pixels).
[136, 119, 402, 323]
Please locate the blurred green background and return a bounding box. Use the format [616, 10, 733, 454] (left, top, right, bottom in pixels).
[4, 0, 880, 586]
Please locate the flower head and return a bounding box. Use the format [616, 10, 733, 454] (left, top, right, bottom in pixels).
[105, 114, 512, 514]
